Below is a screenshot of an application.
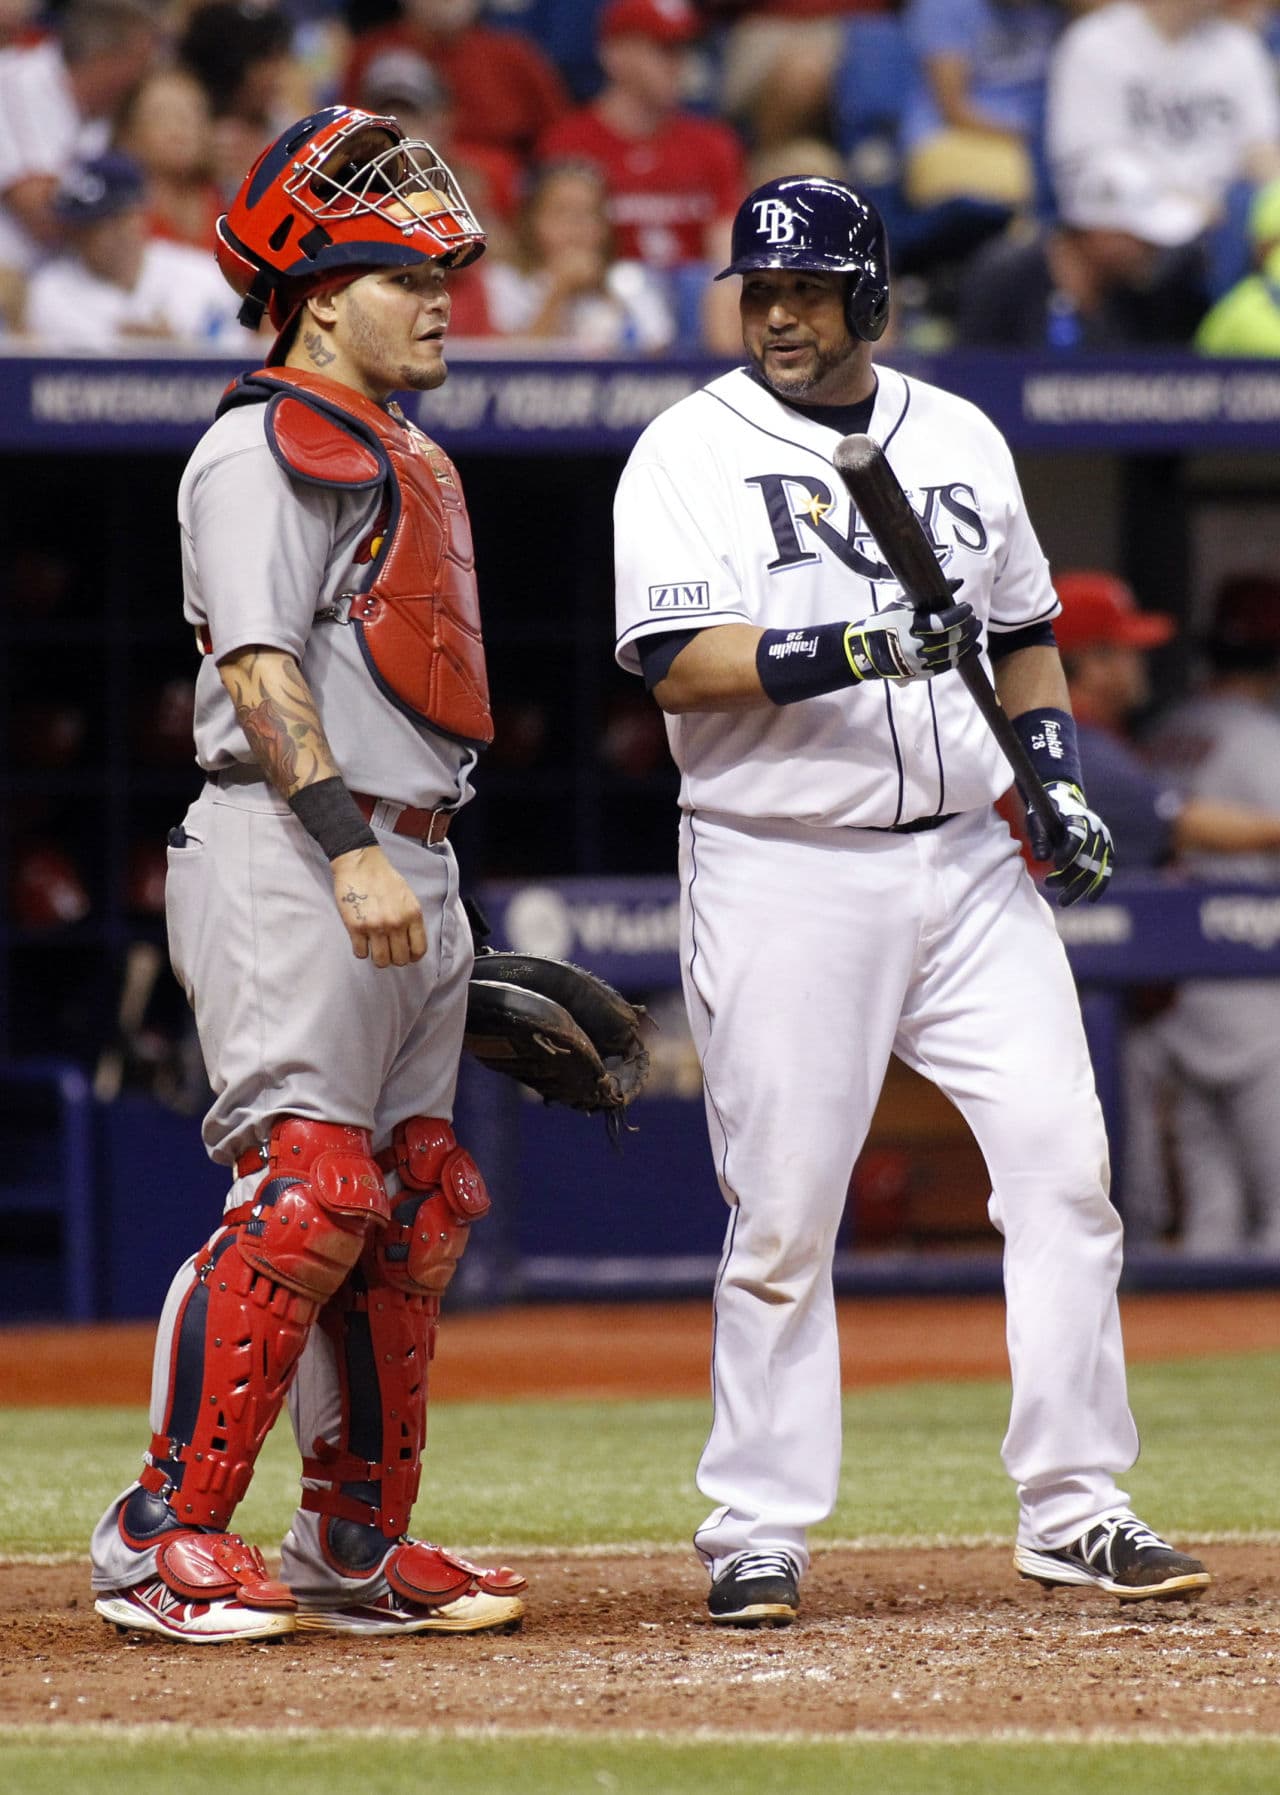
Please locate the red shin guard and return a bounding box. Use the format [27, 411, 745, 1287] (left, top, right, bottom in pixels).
[139, 1119, 388, 1533]
[301, 1117, 490, 1559]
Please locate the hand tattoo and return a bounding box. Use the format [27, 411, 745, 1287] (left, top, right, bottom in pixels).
[339, 887, 369, 922]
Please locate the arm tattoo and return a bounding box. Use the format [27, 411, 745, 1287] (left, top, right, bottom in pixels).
[236, 697, 299, 787]
[222, 650, 341, 797]
[302, 327, 336, 368]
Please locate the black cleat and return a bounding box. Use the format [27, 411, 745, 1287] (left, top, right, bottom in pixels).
[707, 1551, 800, 1627]
[1014, 1511, 1210, 1602]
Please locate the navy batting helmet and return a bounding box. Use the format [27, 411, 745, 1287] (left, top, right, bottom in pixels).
[716, 176, 890, 342]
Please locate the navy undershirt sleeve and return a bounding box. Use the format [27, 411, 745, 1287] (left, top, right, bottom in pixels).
[988, 619, 1057, 662]
[637, 628, 702, 690]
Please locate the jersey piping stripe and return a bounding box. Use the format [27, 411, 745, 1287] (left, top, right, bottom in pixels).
[927, 682, 945, 816]
[684, 810, 738, 1464]
[880, 377, 915, 821]
[878, 372, 912, 452]
[990, 597, 1062, 630]
[701, 387, 864, 466]
[705, 1204, 739, 1463]
[683, 811, 734, 1195]
[615, 609, 748, 654]
[702, 378, 914, 818]
[881, 684, 905, 824]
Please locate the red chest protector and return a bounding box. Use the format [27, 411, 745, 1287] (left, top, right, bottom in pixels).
[220, 367, 492, 749]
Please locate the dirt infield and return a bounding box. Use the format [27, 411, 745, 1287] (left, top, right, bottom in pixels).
[4, 1290, 1280, 1407]
[3, 1548, 1278, 1737]
[3, 1292, 1279, 1739]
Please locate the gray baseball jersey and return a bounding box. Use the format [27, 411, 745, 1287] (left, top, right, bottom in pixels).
[180, 404, 476, 812]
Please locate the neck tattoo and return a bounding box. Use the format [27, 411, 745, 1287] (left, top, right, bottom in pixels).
[303, 328, 336, 368]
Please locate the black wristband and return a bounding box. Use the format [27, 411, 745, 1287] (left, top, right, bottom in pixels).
[756, 622, 860, 705]
[1010, 707, 1084, 791]
[288, 776, 378, 861]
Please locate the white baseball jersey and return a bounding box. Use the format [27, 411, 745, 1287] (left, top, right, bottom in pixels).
[614, 363, 1059, 827]
[1046, 2, 1280, 220]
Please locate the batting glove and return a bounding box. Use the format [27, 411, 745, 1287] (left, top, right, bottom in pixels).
[844, 593, 980, 683]
[1027, 780, 1116, 907]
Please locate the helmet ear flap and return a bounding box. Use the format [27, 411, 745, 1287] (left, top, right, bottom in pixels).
[845, 269, 890, 343]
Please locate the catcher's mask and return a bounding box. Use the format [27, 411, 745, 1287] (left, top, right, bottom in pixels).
[215, 105, 485, 357]
[716, 174, 890, 343]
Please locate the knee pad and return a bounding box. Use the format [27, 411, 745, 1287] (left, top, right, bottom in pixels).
[372, 1116, 490, 1298]
[136, 1118, 388, 1534]
[237, 1116, 390, 1301]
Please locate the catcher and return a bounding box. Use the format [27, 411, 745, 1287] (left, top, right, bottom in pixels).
[89, 106, 646, 1646]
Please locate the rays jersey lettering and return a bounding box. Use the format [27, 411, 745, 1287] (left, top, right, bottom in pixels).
[612, 364, 1059, 828]
[746, 473, 988, 577]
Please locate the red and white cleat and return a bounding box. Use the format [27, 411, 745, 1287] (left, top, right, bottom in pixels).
[95, 1531, 295, 1643]
[295, 1539, 526, 1636]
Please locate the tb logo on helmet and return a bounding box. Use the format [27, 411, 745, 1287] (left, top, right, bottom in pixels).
[719, 176, 892, 342]
[752, 198, 798, 245]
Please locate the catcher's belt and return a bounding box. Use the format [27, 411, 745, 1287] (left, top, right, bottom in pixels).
[463, 951, 650, 1128]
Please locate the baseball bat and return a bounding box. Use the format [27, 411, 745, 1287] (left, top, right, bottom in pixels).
[831, 433, 1068, 853]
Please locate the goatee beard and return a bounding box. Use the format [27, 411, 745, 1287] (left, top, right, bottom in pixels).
[399, 358, 449, 392]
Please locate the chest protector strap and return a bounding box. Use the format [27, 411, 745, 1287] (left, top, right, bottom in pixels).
[219, 367, 492, 748]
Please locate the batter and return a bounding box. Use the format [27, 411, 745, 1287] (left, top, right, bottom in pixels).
[89, 107, 525, 1643]
[613, 175, 1210, 1625]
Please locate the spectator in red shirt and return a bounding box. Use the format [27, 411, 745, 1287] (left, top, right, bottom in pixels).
[537, 0, 746, 274]
[343, 0, 570, 162]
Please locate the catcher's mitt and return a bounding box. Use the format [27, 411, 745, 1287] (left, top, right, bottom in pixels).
[463, 951, 650, 1126]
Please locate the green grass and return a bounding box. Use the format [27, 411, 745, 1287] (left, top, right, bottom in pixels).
[2, 1352, 1276, 1558]
[1, 1732, 1278, 1795]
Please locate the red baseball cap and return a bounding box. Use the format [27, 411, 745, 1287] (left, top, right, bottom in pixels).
[1052, 570, 1175, 652]
[599, 0, 700, 45]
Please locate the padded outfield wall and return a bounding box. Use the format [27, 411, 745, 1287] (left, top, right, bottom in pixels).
[2, 347, 1279, 1317]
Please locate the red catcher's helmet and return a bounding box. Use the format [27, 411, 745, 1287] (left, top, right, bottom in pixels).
[215, 106, 485, 339]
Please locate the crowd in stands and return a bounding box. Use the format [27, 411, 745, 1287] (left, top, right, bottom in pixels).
[6, 0, 1280, 353]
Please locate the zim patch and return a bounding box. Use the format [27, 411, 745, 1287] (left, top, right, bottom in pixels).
[649, 581, 710, 612]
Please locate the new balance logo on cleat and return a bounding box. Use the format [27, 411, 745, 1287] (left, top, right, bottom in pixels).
[1014, 1511, 1210, 1602]
[94, 1530, 296, 1643]
[707, 1551, 800, 1628]
[95, 1576, 295, 1643]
